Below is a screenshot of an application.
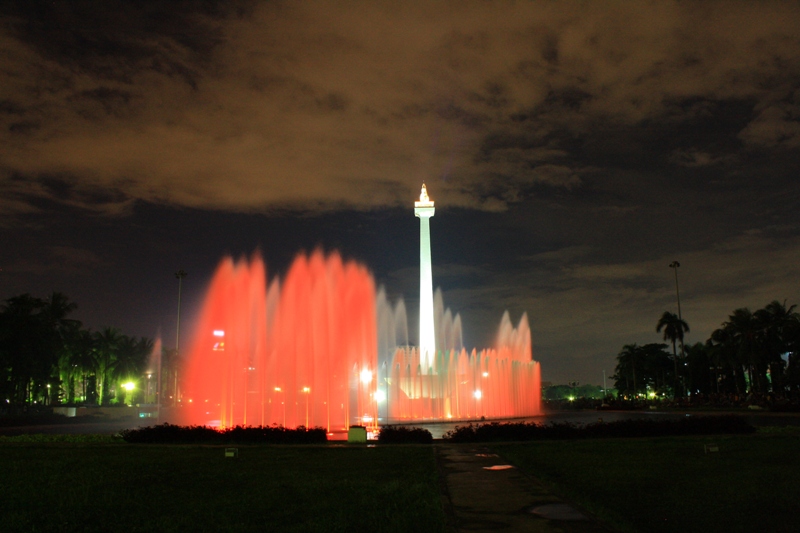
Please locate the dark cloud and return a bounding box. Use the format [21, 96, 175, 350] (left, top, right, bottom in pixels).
[1, 0, 795, 213]
[3, 1, 800, 384]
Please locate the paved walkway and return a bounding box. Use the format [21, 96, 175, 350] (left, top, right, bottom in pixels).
[435, 444, 613, 532]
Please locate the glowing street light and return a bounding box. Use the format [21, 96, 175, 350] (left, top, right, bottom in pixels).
[123, 381, 135, 404]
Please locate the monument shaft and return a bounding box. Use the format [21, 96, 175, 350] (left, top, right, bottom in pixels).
[415, 184, 435, 371]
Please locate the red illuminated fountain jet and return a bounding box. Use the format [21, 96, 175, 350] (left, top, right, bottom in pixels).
[179, 185, 540, 433]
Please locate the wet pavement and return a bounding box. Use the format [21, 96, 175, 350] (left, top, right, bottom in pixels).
[413, 408, 800, 439]
[436, 444, 612, 532]
[4, 408, 800, 439]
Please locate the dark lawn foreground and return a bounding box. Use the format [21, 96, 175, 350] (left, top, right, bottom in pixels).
[495, 430, 800, 533]
[0, 444, 446, 533]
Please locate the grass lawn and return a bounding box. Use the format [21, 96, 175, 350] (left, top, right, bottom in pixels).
[0, 443, 446, 533]
[494, 430, 800, 533]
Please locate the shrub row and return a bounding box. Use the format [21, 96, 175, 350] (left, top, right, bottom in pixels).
[376, 426, 433, 444]
[119, 424, 328, 444]
[442, 415, 756, 443]
[0, 433, 122, 443]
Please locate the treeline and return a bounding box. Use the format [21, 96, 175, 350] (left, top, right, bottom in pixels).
[543, 384, 604, 400]
[614, 300, 800, 400]
[0, 292, 160, 408]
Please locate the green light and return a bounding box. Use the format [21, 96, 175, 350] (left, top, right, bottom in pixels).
[122, 382, 135, 391]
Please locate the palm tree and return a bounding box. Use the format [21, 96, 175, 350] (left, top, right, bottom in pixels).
[684, 342, 712, 396]
[754, 300, 799, 396]
[710, 318, 752, 395]
[111, 336, 153, 405]
[614, 343, 672, 398]
[44, 293, 82, 404]
[725, 308, 759, 393]
[615, 344, 643, 397]
[783, 313, 800, 393]
[657, 311, 689, 398]
[641, 343, 675, 397]
[43, 292, 79, 331]
[0, 294, 60, 404]
[68, 330, 99, 403]
[94, 327, 121, 405]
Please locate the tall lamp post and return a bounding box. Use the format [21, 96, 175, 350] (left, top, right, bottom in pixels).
[174, 270, 188, 405]
[669, 261, 685, 396]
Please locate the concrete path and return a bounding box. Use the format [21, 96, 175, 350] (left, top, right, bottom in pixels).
[436, 444, 613, 533]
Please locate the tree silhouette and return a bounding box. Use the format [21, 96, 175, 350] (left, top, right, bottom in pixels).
[94, 327, 122, 405]
[657, 311, 689, 397]
[613, 343, 672, 398]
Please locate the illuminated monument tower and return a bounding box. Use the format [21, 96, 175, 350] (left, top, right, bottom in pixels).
[415, 183, 436, 372]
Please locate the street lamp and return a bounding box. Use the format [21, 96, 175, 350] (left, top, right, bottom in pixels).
[122, 381, 135, 406]
[669, 261, 686, 396]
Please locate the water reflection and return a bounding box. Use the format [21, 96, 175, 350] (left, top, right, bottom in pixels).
[408, 409, 800, 439]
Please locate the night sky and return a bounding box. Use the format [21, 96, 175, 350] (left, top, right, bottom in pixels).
[3, 1, 800, 386]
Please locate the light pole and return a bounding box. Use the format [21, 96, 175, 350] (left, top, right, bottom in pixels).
[669, 261, 685, 396]
[174, 269, 187, 405]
